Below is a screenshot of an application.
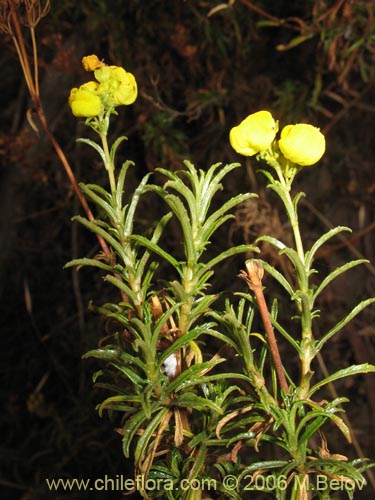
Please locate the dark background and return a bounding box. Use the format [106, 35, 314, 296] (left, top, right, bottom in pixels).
[1, 1, 374, 498]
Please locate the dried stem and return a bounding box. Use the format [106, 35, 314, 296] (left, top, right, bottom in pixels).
[240, 260, 289, 395]
[6, 1, 112, 262]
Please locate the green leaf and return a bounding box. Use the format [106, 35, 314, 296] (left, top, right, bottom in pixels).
[77, 137, 106, 163]
[98, 394, 139, 417]
[115, 160, 133, 210]
[109, 360, 146, 388]
[308, 363, 375, 397]
[239, 460, 290, 475]
[203, 327, 241, 352]
[254, 258, 295, 297]
[172, 392, 223, 414]
[134, 212, 173, 283]
[110, 135, 128, 165]
[124, 172, 152, 238]
[316, 298, 375, 351]
[64, 257, 114, 271]
[132, 234, 181, 273]
[272, 317, 301, 353]
[122, 408, 148, 457]
[197, 245, 259, 282]
[135, 407, 170, 464]
[72, 216, 127, 262]
[83, 348, 119, 361]
[298, 415, 326, 448]
[201, 192, 256, 241]
[104, 274, 141, 306]
[79, 183, 116, 220]
[305, 226, 351, 270]
[158, 323, 217, 368]
[312, 259, 369, 302]
[185, 442, 207, 482]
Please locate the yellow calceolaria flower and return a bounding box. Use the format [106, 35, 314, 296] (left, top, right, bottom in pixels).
[95, 65, 138, 106]
[279, 124, 325, 166]
[68, 81, 102, 117]
[229, 110, 277, 156]
[82, 54, 105, 72]
[69, 55, 138, 117]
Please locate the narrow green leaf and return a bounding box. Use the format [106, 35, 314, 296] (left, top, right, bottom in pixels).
[308, 363, 375, 397]
[124, 173, 152, 237]
[166, 359, 225, 394]
[135, 212, 173, 283]
[115, 160, 133, 210]
[83, 348, 119, 361]
[98, 394, 137, 417]
[292, 191, 305, 211]
[158, 323, 217, 367]
[186, 442, 207, 481]
[109, 361, 146, 387]
[132, 234, 181, 273]
[79, 183, 116, 220]
[104, 274, 140, 305]
[72, 216, 127, 262]
[77, 138, 106, 163]
[187, 430, 208, 449]
[110, 135, 128, 165]
[273, 319, 300, 353]
[305, 226, 351, 270]
[255, 258, 295, 297]
[164, 193, 196, 260]
[172, 393, 223, 414]
[122, 408, 148, 457]
[316, 298, 375, 351]
[298, 415, 326, 447]
[201, 193, 256, 241]
[312, 259, 369, 302]
[197, 245, 259, 280]
[239, 460, 290, 475]
[64, 257, 113, 271]
[135, 407, 170, 464]
[256, 234, 287, 252]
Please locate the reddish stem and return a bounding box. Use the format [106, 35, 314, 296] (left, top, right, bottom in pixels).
[240, 261, 289, 395]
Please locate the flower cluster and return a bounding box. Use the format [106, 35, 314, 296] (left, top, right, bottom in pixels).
[230, 110, 325, 167]
[69, 55, 137, 118]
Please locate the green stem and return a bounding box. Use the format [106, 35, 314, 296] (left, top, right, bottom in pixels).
[99, 131, 117, 196]
[273, 163, 314, 398]
[274, 164, 304, 263]
[98, 126, 144, 319]
[178, 263, 196, 337]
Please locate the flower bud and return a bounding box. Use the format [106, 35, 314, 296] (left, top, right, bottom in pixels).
[82, 55, 105, 72]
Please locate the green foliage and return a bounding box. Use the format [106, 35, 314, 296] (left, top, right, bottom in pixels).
[62, 55, 375, 498]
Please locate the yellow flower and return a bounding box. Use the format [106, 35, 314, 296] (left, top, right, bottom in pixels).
[68, 81, 102, 117]
[95, 65, 137, 106]
[279, 124, 325, 166]
[82, 55, 105, 72]
[229, 111, 277, 156]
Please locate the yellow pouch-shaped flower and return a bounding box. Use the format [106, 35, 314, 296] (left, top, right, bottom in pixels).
[279, 124, 325, 166]
[95, 66, 137, 106]
[230, 110, 277, 156]
[69, 81, 102, 117]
